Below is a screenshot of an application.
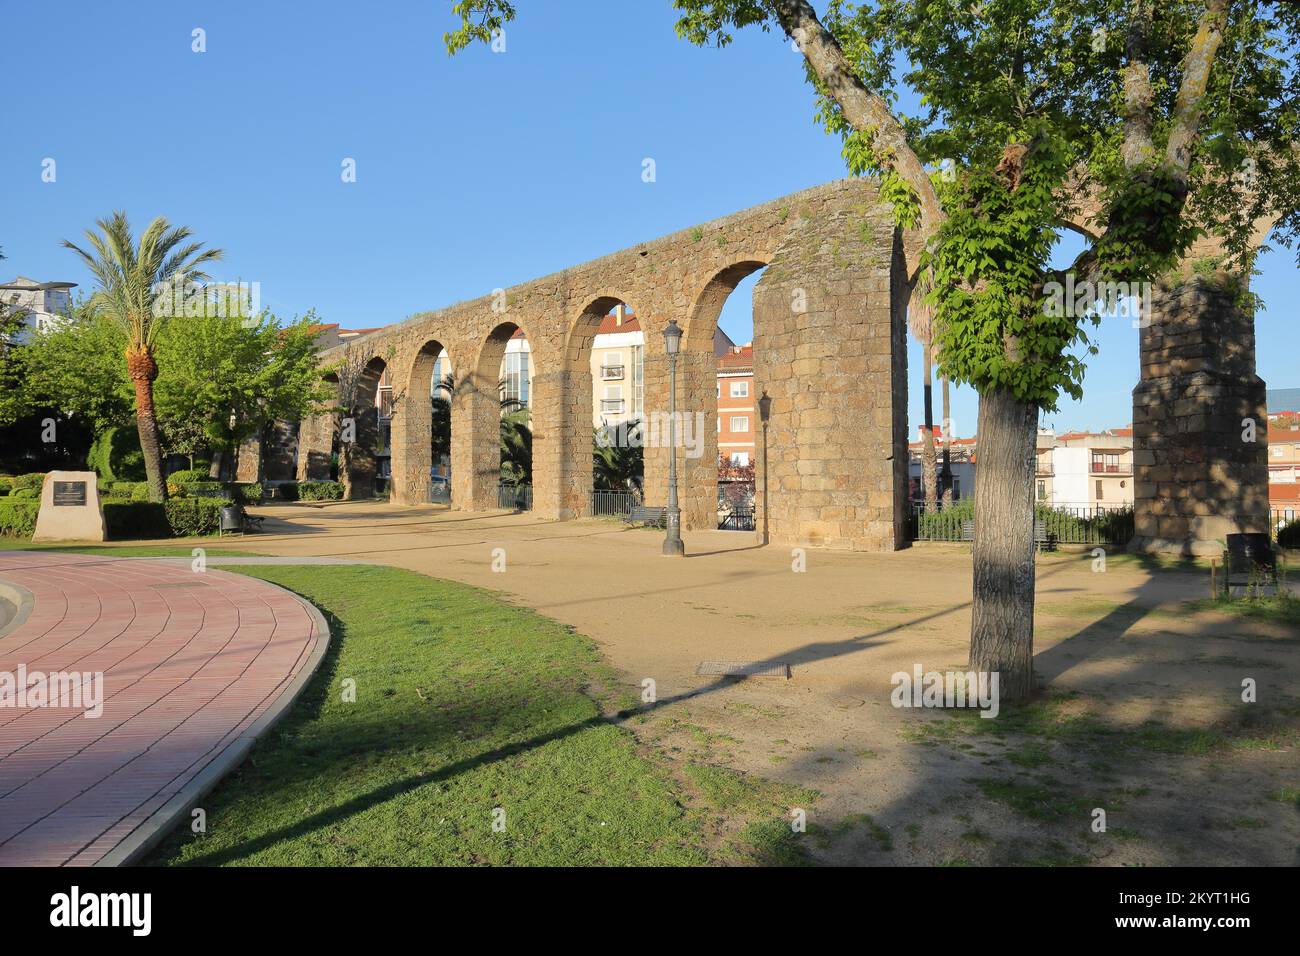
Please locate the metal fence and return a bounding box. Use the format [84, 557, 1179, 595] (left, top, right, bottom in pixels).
[498, 483, 532, 511]
[591, 488, 640, 517]
[910, 503, 1136, 547]
[428, 480, 451, 504]
[719, 507, 755, 531]
[1271, 509, 1297, 543]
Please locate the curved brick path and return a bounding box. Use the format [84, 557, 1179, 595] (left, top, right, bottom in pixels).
[0, 552, 328, 866]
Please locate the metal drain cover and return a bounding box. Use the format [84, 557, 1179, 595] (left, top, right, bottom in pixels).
[696, 661, 790, 679]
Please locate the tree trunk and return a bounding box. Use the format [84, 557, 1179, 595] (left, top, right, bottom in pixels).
[969, 386, 1039, 702]
[940, 375, 954, 506]
[922, 341, 937, 512]
[126, 346, 167, 502]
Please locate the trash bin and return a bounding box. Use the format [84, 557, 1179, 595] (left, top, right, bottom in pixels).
[220, 505, 243, 533]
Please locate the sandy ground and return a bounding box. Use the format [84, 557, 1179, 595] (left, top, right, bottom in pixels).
[208, 501, 1299, 865]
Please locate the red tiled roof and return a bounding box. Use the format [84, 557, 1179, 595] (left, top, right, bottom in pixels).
[1270, 484, 1300, 503]
[718, 345, 753, 370]
[596, 311, 641, 334]
[1270, 428, 1300, 442]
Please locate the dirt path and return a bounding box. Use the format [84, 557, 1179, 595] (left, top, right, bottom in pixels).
[212, 502, 1300, 865]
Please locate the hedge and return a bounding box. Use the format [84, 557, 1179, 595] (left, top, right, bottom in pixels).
[87, 426, 145, 481]
[165, 468, 212, 485]
[298, 480, 344, 501]
[0, 499, 39, 538]
[8, 473, 46, 496]
[275, 482, 300, 501]
[0, 478, 12, 495]
[103, 498, 227, 539]
[230, 482, 263, 503]
[167, 480, 226, 498]
[1280, 519, 1300, 549]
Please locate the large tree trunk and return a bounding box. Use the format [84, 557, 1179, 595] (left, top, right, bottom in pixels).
[126, 346, 167, 503]
[940, 375, 953, 506]
[922, 342, 937, 512]
[970, 386, 1039, 702]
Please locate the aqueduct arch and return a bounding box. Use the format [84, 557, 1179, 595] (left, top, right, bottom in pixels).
[284, 176, 1272, 555]
[292, 178, 913, 550]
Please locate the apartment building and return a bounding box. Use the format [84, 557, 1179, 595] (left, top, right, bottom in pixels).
[590, 305, 643, 425]
[717, 344, 755, 466]
[907, 429, 975, 502]
[1036, 427, 1134, 507]
[0, 276, 76, 344]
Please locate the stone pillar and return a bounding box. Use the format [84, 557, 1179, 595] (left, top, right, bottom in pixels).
[296, 409, 336, 481]
[340, 407, 378, 500]
[235, 431, 262, 483]
[1130, 275, 1269, 556]
[391, 379, 431, 505]
[750, 213, 908, 550]
[452, 375, 501, 511]
[532, 369, 585, 520]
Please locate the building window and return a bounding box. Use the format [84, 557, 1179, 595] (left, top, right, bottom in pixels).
[1037, 480, 1046, 501]
[1096, 479, 1104, 500]
[631, 345, 644, 416]
[502, 350, 529, 407]
[730, 380, 749, 398]
[729, 416, 749, 433]
[730, 452, 750, 467]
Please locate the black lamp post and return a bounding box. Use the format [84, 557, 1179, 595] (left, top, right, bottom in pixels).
[661, 318, 685, 557]
[758, 390, 771, 546]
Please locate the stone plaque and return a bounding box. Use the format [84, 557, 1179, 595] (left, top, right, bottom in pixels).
[53, 481, 87, 507]
[33, 471, 106, 543]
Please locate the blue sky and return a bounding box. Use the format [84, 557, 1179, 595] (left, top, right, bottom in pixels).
[3, 0, 1295, 437]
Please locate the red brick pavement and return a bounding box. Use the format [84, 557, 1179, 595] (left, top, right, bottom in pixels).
[0, 552, 325, 866]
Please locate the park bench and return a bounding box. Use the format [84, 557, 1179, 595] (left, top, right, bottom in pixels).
[624, 505, 667, 528]
[219, 500, 264, 535]
[960, 518, 1052, 551]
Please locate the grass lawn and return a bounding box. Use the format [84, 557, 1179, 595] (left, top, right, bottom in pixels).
[0, 539, 264, 557]
[146, 564, 811, 866]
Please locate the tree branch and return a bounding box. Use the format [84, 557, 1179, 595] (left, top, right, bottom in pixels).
[1165, 0, 1229, 176]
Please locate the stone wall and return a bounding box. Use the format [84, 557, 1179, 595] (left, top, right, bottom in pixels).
[298, 178, 911, 550]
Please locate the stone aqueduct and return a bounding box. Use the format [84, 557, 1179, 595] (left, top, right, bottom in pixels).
[266, 177, 1269, 555]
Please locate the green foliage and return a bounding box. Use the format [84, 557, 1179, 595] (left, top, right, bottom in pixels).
[229, 482, 263, 504]
[0, 499, 39, 538]
[102, 498, 227, 539]
[87, 425, 145, 482]
[0, 478, 12, 495]
[499, 407, 533, 487]
[165, 468, 211, 485]
[275, 481, 300, 501]
[8, 473, 46, 495]
[1279, 520, 1300, 550]
[297, 480, 344, 501]
[167, 480, 225, 498]
[593, 423, 644, 491]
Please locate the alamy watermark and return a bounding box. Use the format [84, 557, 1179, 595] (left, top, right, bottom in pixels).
[890, 665, 1000, 718]
[0, 666, 104, 718]
[595, 411, 706, 459]
[1042, 274, 1152, 328]
[151, 279, 261, 325]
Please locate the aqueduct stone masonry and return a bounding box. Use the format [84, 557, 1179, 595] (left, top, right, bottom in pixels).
[265, 177, 1271, 556]
[291, 178, 912, 550]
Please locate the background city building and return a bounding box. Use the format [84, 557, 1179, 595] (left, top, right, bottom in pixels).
[0, 276, 76, 344]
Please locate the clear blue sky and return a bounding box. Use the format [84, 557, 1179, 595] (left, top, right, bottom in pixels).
[3, 0, 1295, 438]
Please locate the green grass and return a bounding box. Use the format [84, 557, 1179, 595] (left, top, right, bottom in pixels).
[146, 564, 801, 866]
[1187, 595, 1300, 628]
[0, 539, 262, 557]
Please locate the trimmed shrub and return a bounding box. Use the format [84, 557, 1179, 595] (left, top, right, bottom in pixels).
[275, 482, 300, 501]
[1280, 519, 1300, 549]
[103, 498, 227, 539]
[0, 499, 39, 538]
[0, 478, 13, 495]
[165, 468, 212, 485]
[228, 482, 263, 503]
[298, 480, 344, 501]
[167, 479, 226, 498]
[130, 482, 151, 501]
[87, 427, 145, 482]
[9, 473, 46, 496]
[9, 487, 40, 500]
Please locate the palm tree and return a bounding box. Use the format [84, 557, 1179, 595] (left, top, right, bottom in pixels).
[593, 421, 644, 492]
[64, 212, 222, 501]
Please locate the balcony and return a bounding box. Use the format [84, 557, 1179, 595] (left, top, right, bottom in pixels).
[1090, 463, 1130, 474]
[600, 398, 625, 414]
[600, 364, 625, 381]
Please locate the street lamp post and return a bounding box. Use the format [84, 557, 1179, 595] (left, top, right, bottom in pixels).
[758, 390, 772, 546]
[661, 318, 685, 557]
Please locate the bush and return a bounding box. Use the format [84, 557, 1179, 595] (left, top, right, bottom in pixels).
[103, 498, 227, 539]
[87, 426, 145, 481]
[167, 479, 226, 498]
[0, 478, 12, 495]
[165, 468, 212, 485]
[298, 480, 344, 501]
[1280, 519, 1300, 549]
[131, 482, 151, 501]
[9, 473, 46, 496]
[275, 482, 300, 501]
[230, 482, 263, 503]
[0, 499, 39, 538]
